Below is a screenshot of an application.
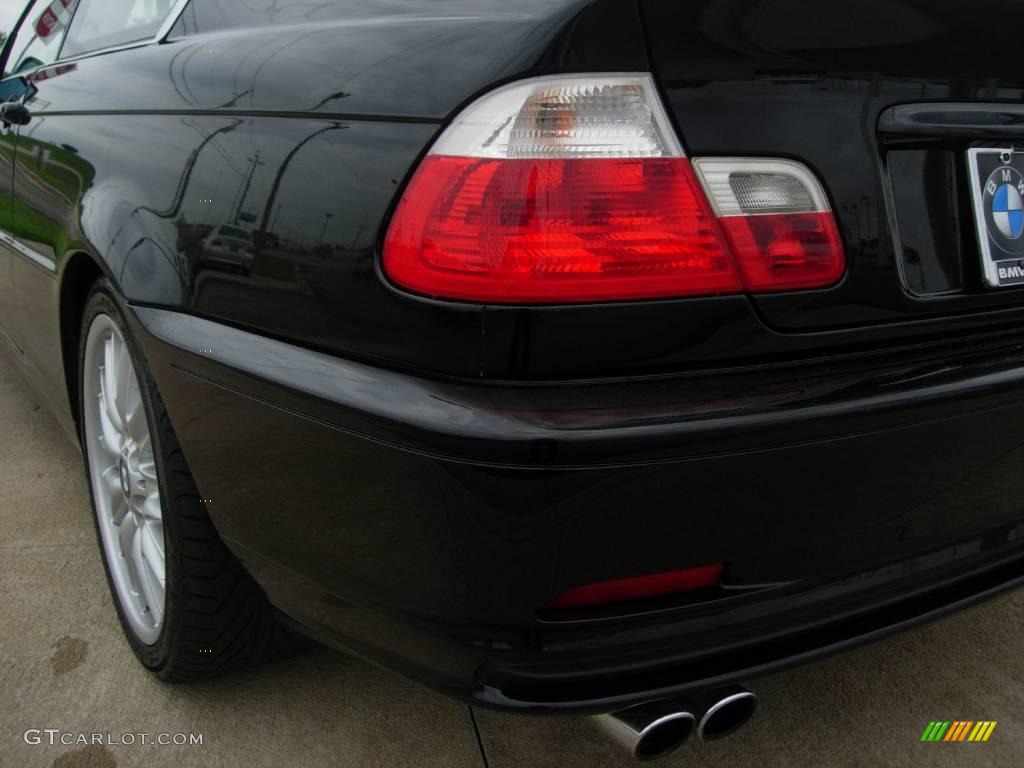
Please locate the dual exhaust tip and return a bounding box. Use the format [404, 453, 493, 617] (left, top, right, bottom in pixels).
[596, 686, 757, 761]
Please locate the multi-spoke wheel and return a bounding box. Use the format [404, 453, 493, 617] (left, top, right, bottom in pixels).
[78, 280, 301, 678]
[83, 313, 166, 644]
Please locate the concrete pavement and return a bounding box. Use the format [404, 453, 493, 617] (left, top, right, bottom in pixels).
[1, 355, 1022, 768]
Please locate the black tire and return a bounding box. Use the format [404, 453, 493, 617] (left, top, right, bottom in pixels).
[78, 278, 300, 680]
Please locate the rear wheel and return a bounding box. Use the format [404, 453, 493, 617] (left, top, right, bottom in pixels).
[79, 279, 298, 679]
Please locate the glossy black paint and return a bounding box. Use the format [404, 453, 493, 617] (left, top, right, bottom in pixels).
[2, 0, 1024, 712]
[8, 0, 1024, 390]
[130, 302, 1024, 710]
[642, 0, 1024, 335]
[133, 306, 1024, 468]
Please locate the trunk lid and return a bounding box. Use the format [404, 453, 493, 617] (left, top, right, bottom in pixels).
[641, 0, 1024, 334]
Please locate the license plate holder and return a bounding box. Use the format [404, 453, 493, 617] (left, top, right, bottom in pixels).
[968, 147, 1024, 288]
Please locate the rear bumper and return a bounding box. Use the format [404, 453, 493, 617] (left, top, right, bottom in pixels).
[131, 305, 1024, 712]
[477, 534, 1024, 711]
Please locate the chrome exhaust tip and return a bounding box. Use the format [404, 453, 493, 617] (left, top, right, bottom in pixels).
[696, 686, 758, 741]
[595, 700, 696, 762]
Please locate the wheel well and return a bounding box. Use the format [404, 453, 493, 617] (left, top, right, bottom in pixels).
[60, 253, 103, 430]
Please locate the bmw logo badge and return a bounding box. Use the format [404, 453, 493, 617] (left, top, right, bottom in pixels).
[984, 165, 1024, 253]
[993, 178, 1024, 239]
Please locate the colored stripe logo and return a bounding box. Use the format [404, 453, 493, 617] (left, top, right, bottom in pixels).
[921, 721, 997, 742]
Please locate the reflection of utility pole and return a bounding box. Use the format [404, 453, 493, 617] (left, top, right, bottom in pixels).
[258, 123, 347, 239]
[155, 118, 243, 219]
[234, 150, 265, 224]
[108, 118, 243, 286]
[350, 219, 367, 249]
[319, 213, 333, 246]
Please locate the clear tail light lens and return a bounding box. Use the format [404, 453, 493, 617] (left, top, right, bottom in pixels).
[383, 76, 843, 304]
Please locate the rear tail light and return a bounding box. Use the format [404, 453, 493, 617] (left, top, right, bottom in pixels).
[545, 563, 724, 610]
[383, 75, 843, 304]
[692, 159, 845, 292]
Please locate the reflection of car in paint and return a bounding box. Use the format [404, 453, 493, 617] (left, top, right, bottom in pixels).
[198, 224, 254, 275]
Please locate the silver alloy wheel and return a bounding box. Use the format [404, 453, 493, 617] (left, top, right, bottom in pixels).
[83, 313, 166, 645]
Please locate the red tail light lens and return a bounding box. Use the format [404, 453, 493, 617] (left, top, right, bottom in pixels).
[546, 563, 724, 610]
[719, 212, 845, 291]
[382, 76, 844, 304]
[383, 156, 741, 303]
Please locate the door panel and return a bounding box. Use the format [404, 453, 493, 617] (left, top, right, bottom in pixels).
[9, 110, 83, 412]
[0, 0, 79, 422]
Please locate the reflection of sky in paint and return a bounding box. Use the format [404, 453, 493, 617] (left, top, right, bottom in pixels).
[0, 0, 23, 34]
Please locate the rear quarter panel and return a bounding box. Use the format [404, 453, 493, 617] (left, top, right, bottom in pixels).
[11, 0, 650, 401]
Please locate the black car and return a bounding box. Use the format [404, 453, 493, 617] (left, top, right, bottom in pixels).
[3, 0, 1024, 760]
